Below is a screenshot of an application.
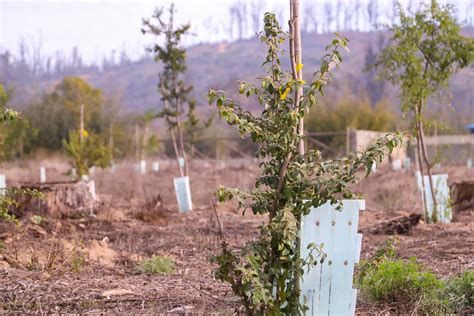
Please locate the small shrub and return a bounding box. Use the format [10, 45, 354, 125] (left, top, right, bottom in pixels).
[444, 270, 474, 314]
[31, 215, 44, 225]
[25, 248, 41, 271]
[1, 184, 42, 224]
[358, 257, 444, 313]
[358, 239, 474, 313]
[136, 255, 175, 275]
[71, 252, 86, 274]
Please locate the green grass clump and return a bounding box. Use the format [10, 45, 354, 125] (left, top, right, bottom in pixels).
[136, 255, 175, 275]
[357, 238, 474, 314]
[444, 270, 474, 314]
[358, 258, 444, 313]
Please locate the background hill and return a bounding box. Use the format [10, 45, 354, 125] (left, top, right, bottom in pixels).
[4, 28, 474, 129]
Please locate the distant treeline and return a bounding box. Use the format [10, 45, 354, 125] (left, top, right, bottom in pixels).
[0, 76, 401, 161]
[1, 0, 473, 83]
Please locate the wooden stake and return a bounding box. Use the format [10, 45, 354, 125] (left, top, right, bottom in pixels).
[292, 0, 304, 156]
[80, 104, 84, 145]
[290, 0, 303, 312]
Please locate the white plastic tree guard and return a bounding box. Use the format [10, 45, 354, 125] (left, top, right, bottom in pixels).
[415, 172, 452, 223]
[371, 161, 377, 173]
[0, 174, 5, 195]
[403, 157, 411, 170]
[40, 167, 46, 183]
[152, 162, 160, 172]
[174, 176, 192, 212]
[178, 157, 185, 168]
[140, 160, 147, 174]
[467, 158, 472, 169]
[88, 180, 97, 201]
[391, 159, 402, 171]
[300, 199, 365, 315]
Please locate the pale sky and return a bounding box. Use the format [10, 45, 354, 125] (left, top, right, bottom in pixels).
[0, 0, 289, 63]
[0, 0, 471, 64]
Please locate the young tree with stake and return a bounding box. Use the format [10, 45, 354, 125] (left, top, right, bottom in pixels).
[60, 82, 112, 178]
[209, 10, 402, 314]
[374, 0, 474, 223]
[142, 5, 209, 177]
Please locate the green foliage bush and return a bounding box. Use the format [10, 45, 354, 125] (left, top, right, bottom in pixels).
[1, 80, 138, 161]
[305, 95, 396, 133]
[0, 84, 25, 160]
[357, 238, 474, 314]
[305, 95, 397, 156]
[135, 255, 175, 275]
[27, 77, 106, 151]
[0, 85, 19, 122]
[0, 187, 44, 223]
[0, 84, 42, 222]
[358, 257, 444, 313]
[444, 270, 474, 314]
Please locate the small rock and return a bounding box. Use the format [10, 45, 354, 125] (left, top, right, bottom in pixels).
[0, 260, 10, 270]
[28, 225, 47, 238]
[168, 305, 193, 313]
[34, 271, 51, 281]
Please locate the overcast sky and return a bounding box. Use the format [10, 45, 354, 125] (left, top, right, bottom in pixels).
[1, 0, 472, 64]
[0, 0, 291, 63]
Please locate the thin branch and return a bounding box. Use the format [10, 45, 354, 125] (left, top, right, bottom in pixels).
[211, 198, 225, 242]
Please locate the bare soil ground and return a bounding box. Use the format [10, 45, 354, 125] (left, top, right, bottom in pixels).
[0, 160, 473, 314]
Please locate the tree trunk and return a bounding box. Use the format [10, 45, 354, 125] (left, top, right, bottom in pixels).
[161, 84, 184, 178]
[450, 180, 474, 213]
[175, 97, 189, 177]
[170, 129, 183, 177]
[417, 101, 438, 222]
[15, 181, 99, 218]
[415, 132, 429, 221]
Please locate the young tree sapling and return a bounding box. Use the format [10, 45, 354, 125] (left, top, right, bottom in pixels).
[208, 12, 402, 314]
[374, 0, 474, 222]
